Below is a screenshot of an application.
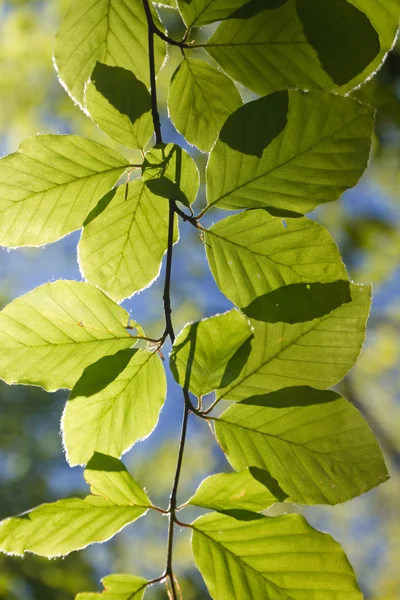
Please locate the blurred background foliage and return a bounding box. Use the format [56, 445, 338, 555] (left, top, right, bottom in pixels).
[0, 1, 399, 599]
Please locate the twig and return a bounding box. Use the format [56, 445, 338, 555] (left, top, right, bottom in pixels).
[162, 200, 176, 344]
[142, 3, 195, 597]
[142, 0, 162, 144]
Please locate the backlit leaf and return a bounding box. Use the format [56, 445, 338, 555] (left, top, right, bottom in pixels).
[84, 453, 150, 507]
[79, 181, 178, 303]
[0, 281, 138, 392]
[63, 349, 167, 466]
[214, 387, 389, 504]
[168, 58, 242, 152]
[0, 456, 149, 558]
[170, 309, 252, 397]
[204, 0, 398, 95]
[142, 143, 199, 207]
[177, 0, 251, 31]
[218, 283, 371, 400]
[188, 467, 287, 513]
[192, 512, 362, 600]
[85, 62, 153, 150]
[76, 574, 148, 600]
[205, 208, 348, 322]
[54, 0, 166, 108]
[0, 135, 129, 247]
[206, 90, 374, 213]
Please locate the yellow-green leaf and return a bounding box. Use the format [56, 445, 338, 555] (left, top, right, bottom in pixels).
[0, 281, 138, 392]
[85, 62, 153, 151]
[54, 0, 166, 108]
[192, 512, 362, 599]
[0, 135, 129, 247]
[63, 349, 167, 466]
[214, 387, 389, 505]
[79, 181, 178, 303]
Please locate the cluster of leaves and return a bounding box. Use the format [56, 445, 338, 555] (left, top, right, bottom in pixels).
[0, 0, 398, 598]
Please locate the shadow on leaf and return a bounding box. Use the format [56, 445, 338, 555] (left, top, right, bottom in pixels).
[83, 188, 117, 226]
[86, 452, 126, 473]
[70, 349, 136, 399]
[239, 386, 340, 408]
[170, 324, 252, 392]
[249, 466, 288, 501]
[90, 62, 151, 122]
[297, 0, 380, 86]
[243, 280, 351, 323]
[219, 91, 288, 157]
[230, 0, 288, 20]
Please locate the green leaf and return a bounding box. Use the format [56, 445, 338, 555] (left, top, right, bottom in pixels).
[0, 135, 129, 247]
[205, 208, 348, 322]
[54, 0, 166, 108]
[206, 90, 374, 213]
[156, 0, 176, 7]
[0, 456, 149, 558]
[79, 180, 178, 303]
[142, 143, 199, 207]
[204, 0, 398, 96]
[177, 0, 251, 29]
[296, 0, 380, 86]
[168, 58, 242, 152]
[170, 309, 252, 397]
[218, 283, 371, 401]
[63, 349, 167, 466]
[214, 387, 389, 505]
[0, 281, 138, 392]
[188, 467, 288, 513]
[85, 62, 153, 151]
[84, 453, 150, 507]
[191, 512, 362, 600]
[76, 574, 148, 600]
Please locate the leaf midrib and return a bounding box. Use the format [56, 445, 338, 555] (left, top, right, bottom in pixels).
[0, 164, 130, 210]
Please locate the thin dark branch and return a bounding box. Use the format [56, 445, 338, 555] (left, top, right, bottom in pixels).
[142, 0, 162, 143]
[174, 204, 203, 229]
[162, 200, 176, 345]
[165, 396, 190, 598]
[151, 22, 192, 49]
[141, 5, 194, 598]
